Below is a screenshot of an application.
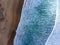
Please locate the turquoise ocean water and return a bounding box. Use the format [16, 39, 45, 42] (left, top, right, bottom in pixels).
[14, 0, 56, 45]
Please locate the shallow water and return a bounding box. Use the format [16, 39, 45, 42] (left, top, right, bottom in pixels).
[14, 0, 57, 45]
[45, 0, 60, 45]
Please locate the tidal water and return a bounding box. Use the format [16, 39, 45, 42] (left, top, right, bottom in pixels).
[14, 0, 57, 45]
[45, 0, 60, 45]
